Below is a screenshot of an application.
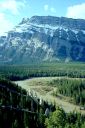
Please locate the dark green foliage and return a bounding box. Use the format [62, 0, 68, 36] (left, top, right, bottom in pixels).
[57, 79, 85, 105]
[0, 62, 85, 81]
[38, 108, 45, 128]
[45, 107, 66, 128]
[0, 79, 54, 128]
[0, 62, 85, 127]
[53, 79, 85, 105]
[45, 107, 85, 128]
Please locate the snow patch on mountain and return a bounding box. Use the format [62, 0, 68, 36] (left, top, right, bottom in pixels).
[0, 16, 85, 63]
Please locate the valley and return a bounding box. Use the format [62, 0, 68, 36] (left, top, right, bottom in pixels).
[0, 1, 85, 127]
[15, 77, 85, 114]
[0, 62, 85, 128]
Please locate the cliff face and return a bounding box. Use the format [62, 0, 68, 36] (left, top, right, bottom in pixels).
[0, 16, 85, 64]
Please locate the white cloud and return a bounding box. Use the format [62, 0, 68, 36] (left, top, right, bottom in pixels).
[0, 13, 14, 35]
[44, 5, 56, 13]
[50, 7, 56, 13]
[66, 3, 85, 19]
[0, 0, 26, 15]
[0, 0, 28, 35]
[44, 5, 48, 11]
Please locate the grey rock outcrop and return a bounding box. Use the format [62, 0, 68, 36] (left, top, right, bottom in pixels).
[0, 16, 85, 64]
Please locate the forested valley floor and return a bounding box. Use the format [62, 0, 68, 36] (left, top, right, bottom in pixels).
[0, 62, 85, 128]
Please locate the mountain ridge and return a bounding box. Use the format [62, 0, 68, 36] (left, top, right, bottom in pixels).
[0, 16, 85, 64]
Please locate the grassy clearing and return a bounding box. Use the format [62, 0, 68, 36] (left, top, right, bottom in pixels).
[15, 77, 85, 114]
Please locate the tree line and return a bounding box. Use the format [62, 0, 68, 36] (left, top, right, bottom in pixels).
[51, 78, 85, 106]
[45, 107, 85, 128]
[0, 62, 85, 81]
[0, 78, 85, 128]
[0, 78, 55, 128]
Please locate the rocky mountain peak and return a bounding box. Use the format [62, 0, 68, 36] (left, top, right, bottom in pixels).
[29, 16, 85, 30]
[19, 18, 29, 25]
[0, 16, 85, 64]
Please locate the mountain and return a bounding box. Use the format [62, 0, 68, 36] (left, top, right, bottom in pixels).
[0, 16, 85, 64]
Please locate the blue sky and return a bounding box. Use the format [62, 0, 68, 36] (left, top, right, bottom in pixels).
[0, 0, 85, 35]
